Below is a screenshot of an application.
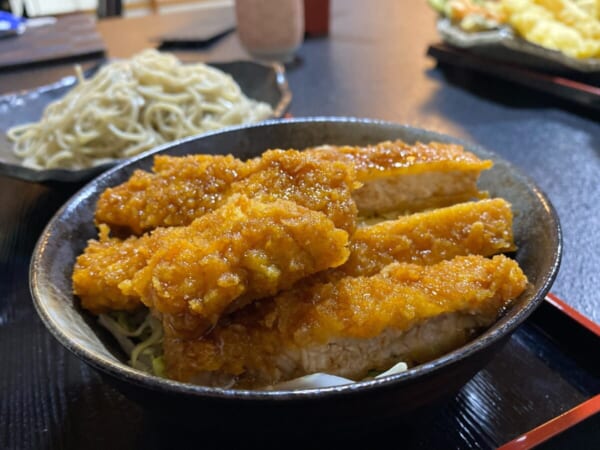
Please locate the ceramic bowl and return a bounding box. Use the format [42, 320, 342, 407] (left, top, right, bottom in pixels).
[30, 117, 561, 435]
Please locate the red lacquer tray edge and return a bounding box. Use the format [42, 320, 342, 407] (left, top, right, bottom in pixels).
[497, 293, 600, 450]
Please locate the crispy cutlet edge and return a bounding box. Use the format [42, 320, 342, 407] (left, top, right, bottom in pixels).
[305, 141, 493, 216]
[305, 141, 493, 181]
[347, 198, 516, 270]
[94, 149, 361, 236]
[120, 195, 352, 329]
[165, 255, 528, 388]
[78, 195, 516, 321]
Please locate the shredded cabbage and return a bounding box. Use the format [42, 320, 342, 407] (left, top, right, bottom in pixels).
[98, 309, 164, 376]
[99, 309, 408, 388]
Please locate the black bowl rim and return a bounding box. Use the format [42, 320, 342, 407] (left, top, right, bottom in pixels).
[30, 116, 562, 401]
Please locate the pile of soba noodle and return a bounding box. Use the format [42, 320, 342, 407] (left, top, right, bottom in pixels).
[7, 49, 274, 170]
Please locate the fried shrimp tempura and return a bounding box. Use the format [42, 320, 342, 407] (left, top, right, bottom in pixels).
[163, 255, 528, 388]
[95, 149, 359, 235]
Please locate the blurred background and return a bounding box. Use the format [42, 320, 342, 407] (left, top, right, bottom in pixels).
[2, 0, 232, 18]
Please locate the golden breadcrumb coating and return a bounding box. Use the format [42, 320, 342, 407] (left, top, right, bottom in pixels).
[95, 149, 358, 235]
[94, 140, 491, 234]
[306, 140, 491, 180]
[307, 140, 493, 215]
[95, 154, 250, 235]
[72, 224, 155, 314]
[124, 195, 349, 332]
[164, 254, 528, 387]
[228, 149, 359, 233]
[339, 198, 516, 277]
[74, 198, 515, 319]
[74, 140, 526, 390]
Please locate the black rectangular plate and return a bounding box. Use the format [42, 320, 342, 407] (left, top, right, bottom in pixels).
[427, 43, 600, 112]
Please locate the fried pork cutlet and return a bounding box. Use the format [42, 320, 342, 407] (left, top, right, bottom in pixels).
[163, 254, 528, 388]
[306, 140, 493, 216]
[95, 140, 491, 235]
[72, 224, 155, 314]
[103, 195, 349, 336]
[339, 198, 516, 277]
[94, 154, 250, 235]
[74, 197, 515, 317]
[94, 149, 358, 235]
[227, 150, 359, 233]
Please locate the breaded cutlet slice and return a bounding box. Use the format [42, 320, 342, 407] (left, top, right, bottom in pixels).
[72, 224, 156, 314]
[74, 197, 516, 317]
[163, 254, 528, 388]
[122, 195, 350, 335]
[94, 149, 359, 235]
[338, 198, 516, 278]
[94, 154, 249, 235]
[76, 195, 350, 323]
[306, 140, 493, 216]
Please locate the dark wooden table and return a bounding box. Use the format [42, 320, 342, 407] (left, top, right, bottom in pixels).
[0, 2, 598, 449]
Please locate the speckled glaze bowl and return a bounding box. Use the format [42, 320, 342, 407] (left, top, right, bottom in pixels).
[30, 118, 561, 434]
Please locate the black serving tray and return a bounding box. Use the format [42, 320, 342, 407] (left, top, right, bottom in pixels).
[495, 294, 600, 450]
[393, 293, 600, 449]
[427, 43, 600, 113]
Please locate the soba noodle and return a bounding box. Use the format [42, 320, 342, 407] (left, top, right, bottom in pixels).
[7, 49, 274, 170]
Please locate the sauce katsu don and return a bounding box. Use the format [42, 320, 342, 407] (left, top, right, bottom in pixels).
[73, 140, 528, 389]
